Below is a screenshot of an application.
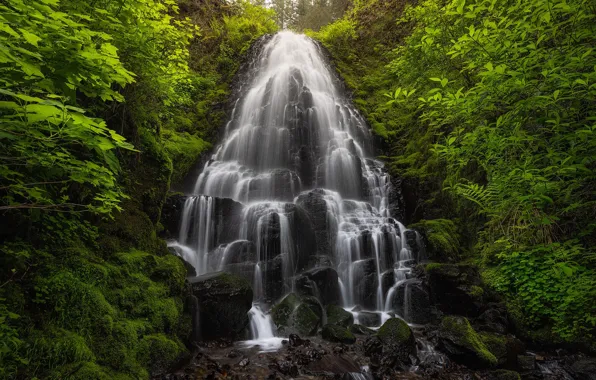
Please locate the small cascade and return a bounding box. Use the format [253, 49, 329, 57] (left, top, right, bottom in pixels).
[171, 31, 427, 349]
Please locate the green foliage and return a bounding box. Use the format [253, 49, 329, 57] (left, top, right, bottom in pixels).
[318, 0, 596, 344]
[307, 19, 356, 58]
[162, 130, 211, 184]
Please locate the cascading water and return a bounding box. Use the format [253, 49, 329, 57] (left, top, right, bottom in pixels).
[170, 31, 425, 347]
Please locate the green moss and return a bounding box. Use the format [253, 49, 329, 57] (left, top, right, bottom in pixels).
[271, 293, 300, 328]
[321, 324, 356, 344]
[409, 219, 461, 259]
[376, 318, 413, 345]
[424, 262, 444, 272]
[294, 303, 320, 336]
[162, 130, 211, 184]
[325, 304, 354, 327]
[439, 316, 498, 367]
[135, 334, 184, 375]
[349, 324, 375, 335]
[469, 285, 485, 298]
[480, 333, 507, 363]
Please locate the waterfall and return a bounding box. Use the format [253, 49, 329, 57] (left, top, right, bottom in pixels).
[172, 31, 425, 345]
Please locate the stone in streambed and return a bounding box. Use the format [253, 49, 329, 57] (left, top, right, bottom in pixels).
[321, 324, 356, 344]
[350, 324, 375, 336]
[325, 304, 353, 327]
[486, 369, 521, 380]
[271, 293, 321, 336]
[189, 272, 252, 340]
[363, 318, 417, 375]
[357, 311, 381, 327]
[438, 315, 498, 368]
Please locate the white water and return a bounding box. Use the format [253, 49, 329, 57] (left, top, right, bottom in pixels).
[172, 31, 426, 346]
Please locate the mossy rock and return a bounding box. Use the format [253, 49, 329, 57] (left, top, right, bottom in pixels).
[271, 293, 300, 328]
[486, 369, 521, 380]
[438, 316, 497, 368]
[377, 318, 414, 346]
[294, 303, 320, 336]
[325, 304, 354, 327]
[322, 324, 356, 344]
[480, 332, 508, 365]
[271, 293, 321, 336]
[350, 324, 375, 335]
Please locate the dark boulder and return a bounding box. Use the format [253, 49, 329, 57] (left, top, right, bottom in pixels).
[570, 357, 596, 380]
[189, 272, 253, 340]
[425, 263, 484, 317]
[222, 262, 256, 284]
[352, 258, 378, 310]
[357, 311, 381, 328]
[326, 304, 354, 327]
[295, 267, 341, 305]
[364, 318, 417, 376]
[474, 303, 510, 335]
[389, 278, 432, 325]
[296, 189, 337, 256]
[160, 192, 186, 239]
[437, 315, 498, 368]
[304, 354, 360, 376]
[486, 370, 521, 380]
[349, 324, 375, 336]
[321, 324, 356, 344]
[271, 293, 321, 336]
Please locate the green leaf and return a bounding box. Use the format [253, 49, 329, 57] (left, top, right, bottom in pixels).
[18, 29, 42, 46]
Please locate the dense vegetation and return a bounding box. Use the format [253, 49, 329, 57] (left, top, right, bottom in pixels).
[310, 0, 595, 348]
[0, 0, 276, 378]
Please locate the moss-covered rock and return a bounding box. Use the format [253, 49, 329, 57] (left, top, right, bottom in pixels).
[271, 293, 322, 336]
[271, 293, 301, 328]
[294, 303, 320, 336]
[438, 315, 498, 368]
[350, 324, 375, 335]
[325, 304, 354, 327]
[135, 333, 185, 376]
[190, 272, 253, 340]
[480, 332, 508, 365]
[321, 324, 356, 344]
[377, 318, 414, 346]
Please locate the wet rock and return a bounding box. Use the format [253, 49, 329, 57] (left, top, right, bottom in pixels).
[160, 192, 186, 239]
[364, 318, 417, 376]
[517, 354, 535, 371]
[357, 311, 381, 327]
[486, 369, 521, 380]
[308, 255, 333, 268]
[474, 303, 510, 335]
[237, 357, 250, 367]
[349, 324, 375, 335]
[377, 318, 416, 350]
[352, 258, 378, 309]
[288, 333, 308, 347]
[247, 168, 301, 202]
[381, 269, 395, 295]
[276, 360, 298, 376]
[270, 293, 321, 336]
[389, 278, 431, 325]
[296, 189, 337, 256]
[304, 354, 360, 376]
[261, 254, 285, 301]
[570, 357, 596, 380]
[326, 304, 354, 327]
[479, 333, 508, 366]
[295, 267, 341, 305]
[221, 262, 255, 284]
[219, 240, 256, 265]
[189, 272, 253, 340]
[438, 315, 497, 368]
[227, 349, 242, 358]
[425, 263, 484, 317]
[169, 248, 196, 277]
[322, 324, 356, 344]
